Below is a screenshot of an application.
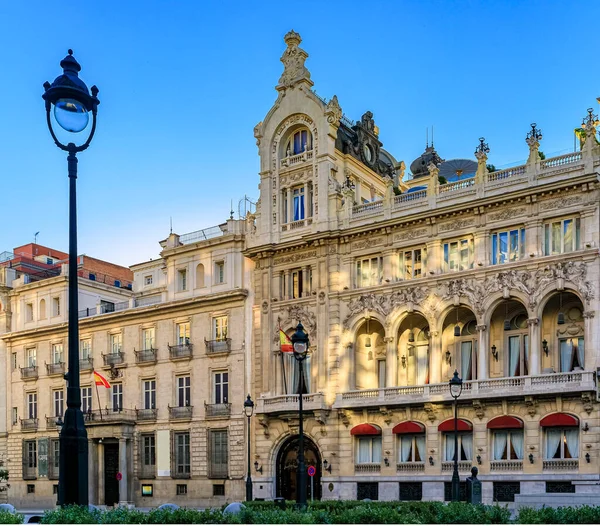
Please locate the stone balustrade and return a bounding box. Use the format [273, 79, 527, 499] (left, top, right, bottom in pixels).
[256, 392, 327, 414]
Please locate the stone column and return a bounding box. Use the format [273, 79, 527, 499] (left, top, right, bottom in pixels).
[583, 311, 596, 368]
[284, 270, 291, 300]
[474, 231, 488, 268]
[384, 337, 396, 387]
[278, 271, 284, 300]
[477, 325, 488, 380]
[525, 220, 543, 258]
[426, 240, 443, 276]
[88, 439, 95, 505]
[429, 331, 442, 384]
[302, 266, 310, 297]
[382, 250, 395, 283]
[97, 440, 105, 505]
[119, 437, 128, 504]
[528, 318, 541, 375]
[346, 344, 355, 391]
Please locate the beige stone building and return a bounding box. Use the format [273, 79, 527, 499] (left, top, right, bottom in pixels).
[245, 31, 600, 505]
[1, 218, 253, 508]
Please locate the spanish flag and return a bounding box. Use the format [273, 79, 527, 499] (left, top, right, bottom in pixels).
[93, 370, 111, 388]
[279, 329, 293, 353]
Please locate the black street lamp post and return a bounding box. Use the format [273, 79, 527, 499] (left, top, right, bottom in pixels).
[243, 394, 254, 502]
[291, 322, 309, 509]
[43, 50, 100, 506]
[449, 370, 463, 502]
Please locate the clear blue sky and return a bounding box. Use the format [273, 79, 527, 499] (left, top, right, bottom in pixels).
[1, 1, 597, 267]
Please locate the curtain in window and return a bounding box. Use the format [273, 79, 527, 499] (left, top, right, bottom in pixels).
[545, 429, 561, 459]
[400, 436, 412, 462]
[524, 335, 529, 375]
[445, 434, 455, 461]
[293, 195, 301, 222]
[372, 437, 382, 463]
[565, 429, 579, 459]
[415, 435, 425, 462]
[416, 346, 428, 385]
[560, 340, 574, 372]
[576, 338, 585, 369]
[357, 438, 370, 463]
[511, 431, 524, 460]
[460, 342, 472, 380]
[493, 431, 508, 460]
[509, 336, 520, 376]
[462, 434, 473, 460]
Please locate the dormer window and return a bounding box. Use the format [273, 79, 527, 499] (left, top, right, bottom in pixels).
[285, 129, 312, 156]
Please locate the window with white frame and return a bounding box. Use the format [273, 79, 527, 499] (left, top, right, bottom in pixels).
[292, 186, 305, 221]
[443, 432, 473, 461]
[26, 348, 36, 367]
[52, 297, 60, 316]
[399, 247, 426, 280]
[143, 379, 156, 410]
[443, 238, 474, 272]
[544, 217, 581, 256]
[356, 256, 383, 288]
[213, 316, 228, 341]
[215, 261, 225, 284]
[178, 269, 187, 291]
[27, 392, 38, 419]
[398, 434, 426, 463]
[356, 436, 382, 464]
[112, 384, 123, 412]
[80, 339, 91, 361]
[285, 129, 312, 156]
[11, 352, 17, 370]
[213, 371, 229, 404]
[144, 275, 153, 286]
[177, 376, 191, 407]
[109, 333, 122, 354]
[81, 387, 92, 413]
[491, 228, 525, 264]
[545, 428, 579, 459]
[559, 337, 584, 372]
[176, 322, 190, 346]
[53, 390, 64, 417]
[492, 430, 524, 460]
[142, 327, 155, 351]
[51, 343, 63, 364]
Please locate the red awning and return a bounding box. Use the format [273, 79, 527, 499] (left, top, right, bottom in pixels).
[540, 413, 579, 428]
[350, 423, 382, 436]
[393, 421, 426, 434]
[438, 418, 472, 432]
[487, 416, 524, 429]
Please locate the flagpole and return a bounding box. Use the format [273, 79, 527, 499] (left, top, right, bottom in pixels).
[280, 352, 288, 394]
[94, 375, 103, 421]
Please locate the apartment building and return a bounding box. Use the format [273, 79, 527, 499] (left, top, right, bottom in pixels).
[245, 31, 600, 504]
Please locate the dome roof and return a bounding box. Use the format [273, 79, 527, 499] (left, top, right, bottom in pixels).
[409, 145, 444, 178]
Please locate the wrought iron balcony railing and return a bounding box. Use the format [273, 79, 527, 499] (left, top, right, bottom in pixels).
[135, 348, 157, 364]
[46, 362, 65, 376]
[20, 366, 38, 380]
[168, 405, 193, 420]
[20, 418, 38, 432]
[168, 344, 193, 360]
[205, 338, 231, 355]
[46, 415, 61, 430]
[205, 403, 231, 418]
[79, 357, 94, 371]
[102, 351, 125, 366]
[135, 408, 157, 421]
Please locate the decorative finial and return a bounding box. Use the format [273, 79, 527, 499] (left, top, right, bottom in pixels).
[277, 30, 313, 90]
[475, 137, 490, 156]
[284, 30, 302, 47]
[68, 49, 73, 55]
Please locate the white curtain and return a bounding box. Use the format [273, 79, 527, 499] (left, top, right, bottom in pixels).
[372, 437, 382, 463]
[576, 338, 585, 369]
[565, 429, 579, 459]
[462, 434, 473, 460]
[524, 335, 530, 375]
[400, 436, 412, 462]
[461, 342, 472, 380]
[545, 429, 561, 459]
[493, 431, 508, 460]
[415, 435, 426, 462]
[560, 340, 574, 372]
[445, 434, 455, 461]
[509, 336, 520, 376]
[358, 438, 370, 463]
[416, 346, 428, 385]
[511, 431, 524, 460]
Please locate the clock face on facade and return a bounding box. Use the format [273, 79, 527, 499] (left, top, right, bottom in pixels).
[363, 144, 373, 163]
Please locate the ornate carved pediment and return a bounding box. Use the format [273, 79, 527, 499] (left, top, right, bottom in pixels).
[324, 95, 342, 125]
[280, 306, 317, 335]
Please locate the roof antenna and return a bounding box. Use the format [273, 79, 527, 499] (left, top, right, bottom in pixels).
[426, 127, 429, 148]
[431, 125, 434, 148]
[170, 217, 173, 235]
[230, 200, 234, 220]
[34, 232, 39, 244]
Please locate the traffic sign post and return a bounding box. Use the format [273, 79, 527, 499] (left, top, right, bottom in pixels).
[307, 465, 316, 501]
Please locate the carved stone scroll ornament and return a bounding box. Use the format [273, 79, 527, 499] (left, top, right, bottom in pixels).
[581, 393, 594, 415]
[338, 409, 351, 427]
[424, 402, 438, 423]
[258, 414, 270, 437]
[472, 400, 485, 420]
[524, 396, 537, 417]
[324, 95, 343, 125]
[281, 305, 317, 335]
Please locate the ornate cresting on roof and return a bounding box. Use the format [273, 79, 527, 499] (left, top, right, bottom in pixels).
[277, 30, 313, 91]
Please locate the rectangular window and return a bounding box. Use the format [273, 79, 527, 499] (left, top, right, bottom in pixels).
[52, 297, 60, 316]
[356, 436, 382, 464]
[214, 316, 228, 341]
[398, 434, 426, 463]
[112, 384, 123, 412]
[80, 339, 91, 360]
[214, 372, 229, 404]
[175, 432, 191, 476]
[444, 433, 473, 461]
[51, 343, 63, 364]
[50, 439, 60, 474]
[53, 390, 64, 417]
[209, 429, 228, 478]
[215, 261, 225, 284]
[545, 428, 579, 459]
[491, 228, 525, 264]
[143, 434, 156, 468]
[559, 337, 584, 372]
[293, 186, 305, 221]
[12, 407, 17, 425]
[377, 360, 386, 389]
[356, 257, 383, 288]
[27, 393, 37, 419]
[177, 322, 190, 345]
[81, 387, 92, 413]
[178, 269, 187, 291]
[11, 352, 17, 370]
[213, 484, 225, 496]
[27, 484, 35, 494]
[544, 217, 581, 255]
[26, 348, 36, 367]
[176, 484, 187, 495]
[292, 269, 303, 298]
[178, 376, 191, 407]
[459, 339, 477, 381]
[399, 248, 426, 280]
[142, 327, 155, 350]
[109, 333, 122, 354]
[507, 334, 529, 377]
[26, 440, 37, 468]
[25, 303, 34, 322]
[443, 238, 474, 272]
[144, 275, 153, 286]
[492, 430, 524, 460]
[143, 379, 156, 410]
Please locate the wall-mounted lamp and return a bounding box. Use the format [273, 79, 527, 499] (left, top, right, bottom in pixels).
[384, 457, 389, 467]
[585, 453, 591, 463]
[528, 453, 534, 464]
[429, 456, 434, 466]
[476, 455, 482, 465]
[254, 461, 263, 474]
[542, 340, 549, 357]
[323, 459, 332, 473]
[365, 318, 372, 348]
[491, 345, 498, 361]
[445, 349, 452, 365]
[408, 329, 415, 343]
[583, 422, 589, 432]
[401, 355, 406, 369]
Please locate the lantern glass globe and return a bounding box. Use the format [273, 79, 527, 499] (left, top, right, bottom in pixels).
[54, 98, 89, 132]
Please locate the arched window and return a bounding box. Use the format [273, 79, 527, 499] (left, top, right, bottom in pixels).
[459, 319, 477, 381]
[284, 128, 312, 157]
[39, 299, 46, 320]
[195, 263, 205, 288]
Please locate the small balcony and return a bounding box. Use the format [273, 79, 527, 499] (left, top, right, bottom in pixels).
[46, 415, 61, 430]
[79, 357, 94, 371]
[279, 148, 314, 169]
[441, 461, 473, 473]
[102, 351, 125, 367]
[46, 362, 65, 376]
[168, 405, 193, 420]
[135, 408, 157, 422]
[490, 460, 523, 472]
[205, 338, 231, 355]
[20, 418, 38, 432]
[396, 462, 425, 473]
[543, 459, 579, 471]
[205, 402, 231, 419]
[20, 366, 38, 381]
[84, 408, 136, 425]
[169, 344, 193, 360]
[355, 463, 381, 474]
[256, 392, 328, 415]
[135, 348, 157, 365]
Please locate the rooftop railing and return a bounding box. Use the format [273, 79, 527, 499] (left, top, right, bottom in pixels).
[179, 225, 224, 245]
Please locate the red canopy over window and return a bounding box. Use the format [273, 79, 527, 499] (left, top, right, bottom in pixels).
[540, 413, 579, 428]
[487, 416, 524, 429]
[392, 421, 426, 434]
[438, 418, 472, 432]
[350, 423, 381, 436]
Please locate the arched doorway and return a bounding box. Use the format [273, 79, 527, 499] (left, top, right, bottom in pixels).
[276, 435, 322, 501]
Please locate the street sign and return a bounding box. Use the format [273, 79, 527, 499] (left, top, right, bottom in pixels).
[307, 465, 316, 477]
[116, 472, 122, 481]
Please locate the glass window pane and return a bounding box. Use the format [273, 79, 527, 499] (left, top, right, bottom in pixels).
[509, 230, 519, 261]
[575, 218, 581, 250]
[552, 222, 561, 254]
[564, 220, 573, 252]
[491, 234, 497, 265]
[499, 232, 508, 263]
[520, 229, 526, 259]
[414, 250, 422, 277]
[544, 224, 550, 255]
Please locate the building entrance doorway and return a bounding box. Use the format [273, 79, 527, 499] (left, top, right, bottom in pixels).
[276, 435, 321, 501]
[104, 443, 119, 506]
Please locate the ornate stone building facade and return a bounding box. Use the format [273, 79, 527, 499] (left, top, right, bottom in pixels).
[1, 219, 253, 508]
[245, 31, 600, 504]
